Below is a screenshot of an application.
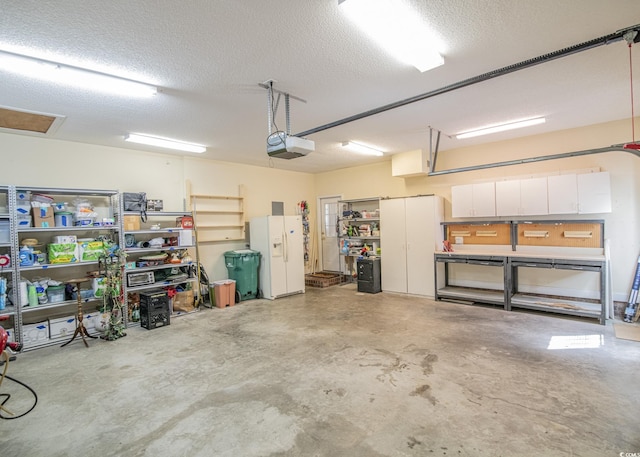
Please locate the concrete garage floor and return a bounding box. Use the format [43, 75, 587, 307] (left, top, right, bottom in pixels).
[2, 284, 639, 457]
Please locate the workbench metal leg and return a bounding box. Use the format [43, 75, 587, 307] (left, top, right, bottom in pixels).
[504, 258, 512, 311]
[600, 267, 606, 325]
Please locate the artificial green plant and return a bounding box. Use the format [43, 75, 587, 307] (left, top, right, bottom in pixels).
[98, 245, 127, 341]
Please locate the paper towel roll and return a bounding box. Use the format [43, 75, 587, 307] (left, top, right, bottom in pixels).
[19, 280, 28, 306]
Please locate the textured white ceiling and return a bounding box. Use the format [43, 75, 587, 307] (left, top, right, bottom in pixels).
[0, 1, 639, 173]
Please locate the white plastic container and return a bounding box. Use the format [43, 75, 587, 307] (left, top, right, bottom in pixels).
[0, 220, 9, 243]
[54, 211, 73, 227]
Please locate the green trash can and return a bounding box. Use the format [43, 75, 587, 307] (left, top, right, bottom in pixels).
[224, 249, 261, 301]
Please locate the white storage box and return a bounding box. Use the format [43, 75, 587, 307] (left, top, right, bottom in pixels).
[16, 191, 30, 203]
[179, 229, 194, 246]
[16, 203, 30, 216]
[22, 321, 49, 346]
[16, 214, 31, 227]
[49, 315, 76, 339]
[0, 220, 9, 243]
[53, 235, 78, 244]
[83, 311, 101, 335]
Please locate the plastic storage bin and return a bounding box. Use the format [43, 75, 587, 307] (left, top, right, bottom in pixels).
[47, 286, 65, 303]
[224, 250, 261, 301]
[213, 280, 236, 308]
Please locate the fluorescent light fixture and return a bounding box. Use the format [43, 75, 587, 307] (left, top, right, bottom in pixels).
[456, 117, 546, 139]
[0, 49, 157, 97]
[125, 134, 206, 153]
[339, 0, 444, 72]
[341, 141, 384, 156]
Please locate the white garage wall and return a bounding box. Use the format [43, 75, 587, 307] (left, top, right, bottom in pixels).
[1, 116, 638, 303]
[315, 118, 640, 302]
[0, 132, 316, 282]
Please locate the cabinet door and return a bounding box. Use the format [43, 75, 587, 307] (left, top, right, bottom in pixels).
[520, 177, 548, 215]
[380, 198, 407, 293]
[578, 172, 611, 214]
[405, 196, 435, 297]
[472, 182, 496, 217]
[495, 180, 520, 216]
[548, 174, 578, 214]
[451, 184, 473, 218]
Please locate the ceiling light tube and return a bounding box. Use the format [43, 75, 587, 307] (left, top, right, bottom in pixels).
[0, 49, 157, 97]
[456, 117, 546, 139]
[339, 0, 444, 72]
[341, 141, 384, 156]
[125, 134, 206, 153]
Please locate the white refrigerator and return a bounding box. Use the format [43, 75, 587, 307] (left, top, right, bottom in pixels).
[250, 215, 305, 300]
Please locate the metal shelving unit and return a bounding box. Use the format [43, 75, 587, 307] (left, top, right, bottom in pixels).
[337, 197, 381, 280]
[0, 186, 19, 344]
[120, 206, 199, 327]
[11, 186, 120, 350]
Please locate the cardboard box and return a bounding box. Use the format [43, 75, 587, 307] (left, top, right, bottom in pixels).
[49, 315, 76, 339]
[172, 290, 195, 313]
[22, 321, 49, 346]
[48, 243, 79, 264]
[124, 215, 141, 231]
[78, 240, 105, 262]
[33, 205, 55, 228]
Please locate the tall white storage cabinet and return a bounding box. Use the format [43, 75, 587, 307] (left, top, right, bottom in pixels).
[250, 215, 305, 300]
[380, 196, 444, 297]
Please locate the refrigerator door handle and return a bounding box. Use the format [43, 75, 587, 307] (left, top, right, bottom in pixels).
[283, 230, 288, 263]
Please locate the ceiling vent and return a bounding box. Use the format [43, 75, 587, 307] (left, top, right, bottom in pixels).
[0, 106, 65, 136]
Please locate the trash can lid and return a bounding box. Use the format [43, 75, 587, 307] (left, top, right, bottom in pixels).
[234, 249, 257, 254]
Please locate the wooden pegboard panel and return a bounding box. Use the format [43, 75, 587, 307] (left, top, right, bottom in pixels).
[447, 223, 511, 246]
[516, 222, 602, 248]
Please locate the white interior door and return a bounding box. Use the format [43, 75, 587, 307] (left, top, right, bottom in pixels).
[318, 196, 340, 272]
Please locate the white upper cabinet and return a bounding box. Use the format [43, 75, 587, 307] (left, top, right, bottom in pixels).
[548, 172, 611, 214]
[456, 171, 610, 218]
[577, 172, 612, 214]
[451, 182, 496, 218]
[548, 174, 578, 214]
[496, 177, 548, 216]
[495, 180, 520, 216]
